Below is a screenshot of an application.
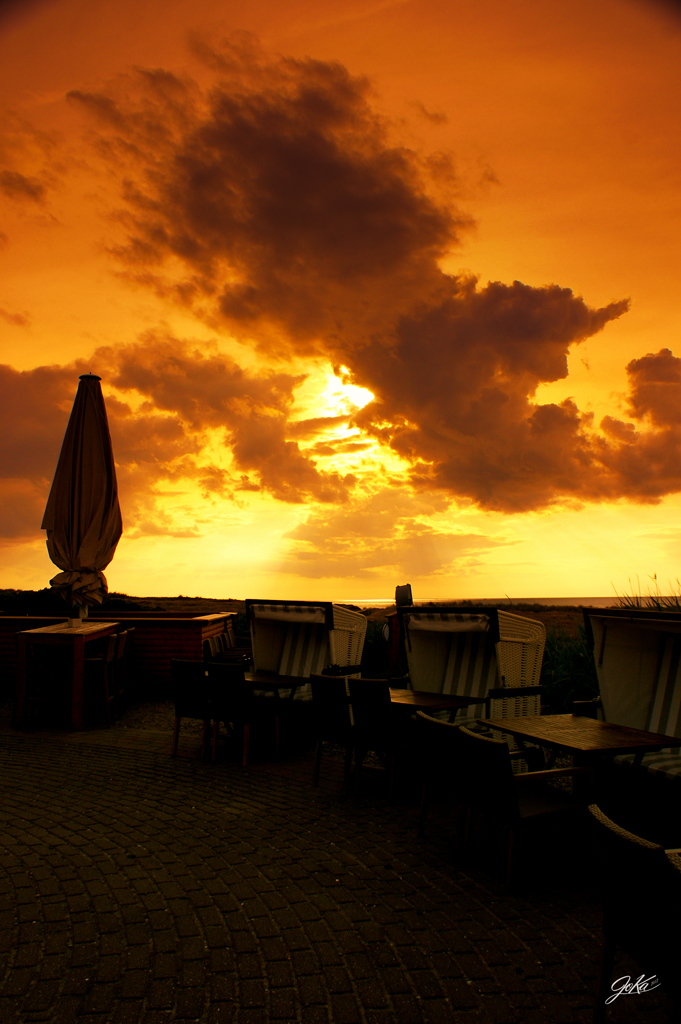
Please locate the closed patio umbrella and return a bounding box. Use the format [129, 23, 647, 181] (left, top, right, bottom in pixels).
[41, 373, 122, 618]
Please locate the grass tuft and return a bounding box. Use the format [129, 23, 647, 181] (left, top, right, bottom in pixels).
[613, 574, 681, 612]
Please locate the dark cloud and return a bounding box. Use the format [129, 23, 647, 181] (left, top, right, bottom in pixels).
[67, 38, 681, 514]
[68, 41, 470, 356]
[107, 332, 354, 504]
[0, 329, 354, 540]
[624, 348, 681, 426]
[0, 169, 44, 203]
[349, 279, 630, 511]
[0, 306, 30, 326]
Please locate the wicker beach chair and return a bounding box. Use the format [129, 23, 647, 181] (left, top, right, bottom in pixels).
[583, 610, 681, 786]
[588, 804, 681, 1021]
[399, 605, 546, 770]
[245, 600, 367, 700]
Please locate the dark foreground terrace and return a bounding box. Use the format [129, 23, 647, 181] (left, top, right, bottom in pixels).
[0, 701, 674, 1024]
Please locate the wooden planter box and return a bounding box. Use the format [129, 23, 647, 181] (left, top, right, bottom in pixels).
[0, 612, 236, 702]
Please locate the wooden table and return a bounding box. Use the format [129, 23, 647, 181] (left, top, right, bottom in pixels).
[16, 621, 119, 730]
[390, 689, 485, 719]
[486, 714, 681, 766]
[244, 671, 306, 700]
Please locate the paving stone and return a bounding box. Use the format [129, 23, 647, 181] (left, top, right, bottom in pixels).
[0, 724, 672, 1024]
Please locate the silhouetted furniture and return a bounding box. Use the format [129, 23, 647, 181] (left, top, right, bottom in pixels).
[310, 675, 354, 787]
[398, 606, 546, 770]
[347, 678, 413, 795]
[583, 609, 681, 787]
[486, 714, 681, 767]
[451, 725, 591, 885]
[203, 631, 252, 666]
[170, 659, 212, 760]
[245, 600, 367, 700]
[16, 620, 120, 729]
[588, 804, 681, 1022]
[413, 711, 463, 838]
[113, 628, 134, 717]
[84, 633, 118, 726]
[390, 687, 497, 719]
[207, 661, 280, 767]
[413, 711, 545, 839]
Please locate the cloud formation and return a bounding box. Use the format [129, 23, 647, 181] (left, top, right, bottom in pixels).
[62, 37, 681, 517]
[0, 330, 355, 540]
[281, 487, 503, 579]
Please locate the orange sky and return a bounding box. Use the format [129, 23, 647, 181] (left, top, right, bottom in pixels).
[2, 0, 681, 601]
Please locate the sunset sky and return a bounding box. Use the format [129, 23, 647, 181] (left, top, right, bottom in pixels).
[2, 0, 681, 602]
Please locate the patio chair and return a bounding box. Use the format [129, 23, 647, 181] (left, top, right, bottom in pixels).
[170, 659, 212, 760]
[113, 628, 134, 718]
[203, 633, 251, 667]
[309, 675, 354, 787]
[84, 632, 118, 726]
[449, 724, 592, 885]
[347, 678, 412, 796]
[588, 804, 681, 1021]
[245, 600, 367, 700]
[414, 711, 550, 838]
[206, 660, 280, 767]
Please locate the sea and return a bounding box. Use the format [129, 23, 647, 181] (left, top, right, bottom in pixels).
[337, 597, 620, 608]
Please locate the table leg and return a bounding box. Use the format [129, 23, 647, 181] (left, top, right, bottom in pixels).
[72, 636, 85, 730]
[16, 634, 28, 728]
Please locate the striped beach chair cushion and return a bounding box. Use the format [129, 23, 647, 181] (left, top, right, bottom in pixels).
[404, 615, 496, 726]
[278, 623, 330, 678]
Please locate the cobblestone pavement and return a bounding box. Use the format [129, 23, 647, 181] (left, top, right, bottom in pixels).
[0, 709, 673, 1024]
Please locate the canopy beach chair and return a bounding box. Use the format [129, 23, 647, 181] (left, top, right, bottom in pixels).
[583, 608, 681, 787]
[244, 600, 368, 700]
[398, 605, 546, 767]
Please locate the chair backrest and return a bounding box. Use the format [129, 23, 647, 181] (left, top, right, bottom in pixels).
[310, 675, 353, 739]
[588, 804, 681, 984]
[171, 659, 211, 720]
[457, 726, 519, 824]
[413, 710, 463, 783]
[203, 635, 221, 661]
[495, 611, 545, 688]
[205, 661, 251, 720]
[103, 633, 117, 663]
[115, 630, 128, 661]
[347, 678, 392, 739]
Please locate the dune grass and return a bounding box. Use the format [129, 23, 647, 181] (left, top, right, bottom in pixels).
[614, 574, 681, 611]
[539, 624, 600, 713]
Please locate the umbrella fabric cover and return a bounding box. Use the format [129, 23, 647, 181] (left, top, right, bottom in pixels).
[41, 374, 122, 611]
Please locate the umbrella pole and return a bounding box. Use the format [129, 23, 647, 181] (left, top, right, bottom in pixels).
[68, 601, 88, 628]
